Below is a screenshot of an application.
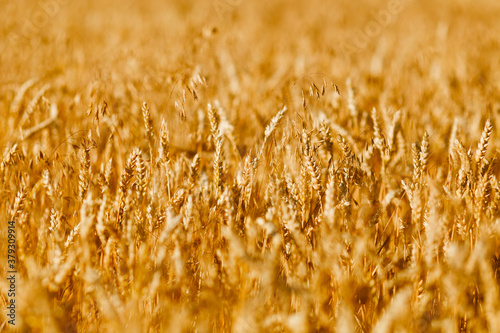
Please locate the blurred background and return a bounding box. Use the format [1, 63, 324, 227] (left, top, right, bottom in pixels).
[1, 0, 500, 152]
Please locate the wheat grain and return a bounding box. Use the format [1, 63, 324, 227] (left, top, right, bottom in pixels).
[4, 2, 500, 331]
[475, 118, 493, 170]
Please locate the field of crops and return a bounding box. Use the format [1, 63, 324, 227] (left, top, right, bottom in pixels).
[1, 0, 500, 331]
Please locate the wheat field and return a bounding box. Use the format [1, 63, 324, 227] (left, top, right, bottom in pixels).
[1, 0, 500, 332]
